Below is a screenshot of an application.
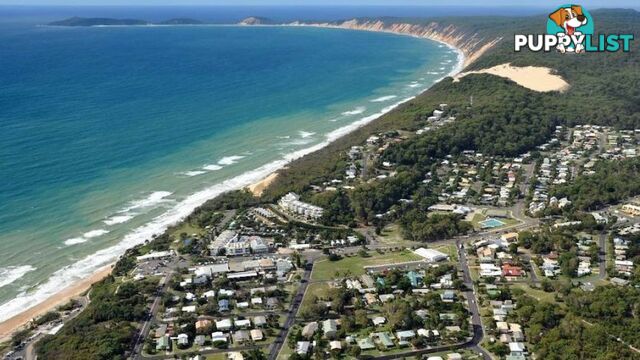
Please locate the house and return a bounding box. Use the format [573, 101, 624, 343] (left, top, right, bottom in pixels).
[216, 319, 233, 331]
[250, 329, 264, 341]
[248, 236, 269, 253]
[379, 294, 395, 302]
[501, 264, 523, 278]
[406, 271, 422, 287]
[233, 330, 250, 344]
[211, 332, 227, 344]
[195, 335, 206, 346]
[195, 319, 212, 331]
[441, 290, 456, 302]
[181, 305, 197, 313]
[266, 297, 280, 309]
[329, 340, 342, 351]
[372, 316, 386, 326]
[156, 335, 171, 351]
[202, 290, 216, 298]
[509, 342, 527, 356]
[251, 297, 263, 306]
[218, 299, 230, 312]
[235, 319, 251, 329]
[396, 330, 416, 343]
[377, 332, 395, 348]
[253, 316, 267, 327]
[447, 353, 463, 360]
[296, 341, 311, 355]
[227, 352, 244, 360]
[302, 322, 318, 338]
[357, 337, 376, 350]
[364, 293, 378, 305]
[323, 319, 338, 339]
[177, 333, 189, 346]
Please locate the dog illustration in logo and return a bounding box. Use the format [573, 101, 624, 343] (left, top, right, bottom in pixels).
[549, 5, 588, 53]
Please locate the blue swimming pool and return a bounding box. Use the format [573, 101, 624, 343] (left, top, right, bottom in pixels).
[480, 218, 506, 228]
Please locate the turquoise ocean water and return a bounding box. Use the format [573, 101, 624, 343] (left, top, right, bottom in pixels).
[0, 11, 460, 321]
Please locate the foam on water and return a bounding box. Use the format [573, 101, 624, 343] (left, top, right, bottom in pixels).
[202, 164, 223, 171]
[0, 266, 36, 288]
[120, 191, 173, 213]
[370, 95, 397, 102]
[341, 106, 366, 115]
[63, 237, 88, 246]
[103, 214, 135, 226]
[217, 155, 245, 166]
[83, 229, 110, 238]
[183, 170, 207, 177]
[299, 131, 315, 138]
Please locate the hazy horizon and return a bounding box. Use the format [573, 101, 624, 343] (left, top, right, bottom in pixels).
[1, 1, 638, 8]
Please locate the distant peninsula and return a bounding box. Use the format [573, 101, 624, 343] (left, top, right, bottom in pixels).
[238, 16, 275, 25]
[48, 17, 204, 27]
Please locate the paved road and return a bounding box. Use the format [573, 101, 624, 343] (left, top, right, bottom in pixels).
[457, 241, 493, 360]
[132, 271, 174, 360]
[268, 262, 313, 360]
[598, 231, 607, 280]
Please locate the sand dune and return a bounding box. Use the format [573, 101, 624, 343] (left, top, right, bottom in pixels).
[455, 63, 569, 92]
[247, 172, 279, 196]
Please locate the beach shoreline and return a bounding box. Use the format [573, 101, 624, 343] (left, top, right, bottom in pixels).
[0, 264, 112, 342]
[0, 23, 467, 341]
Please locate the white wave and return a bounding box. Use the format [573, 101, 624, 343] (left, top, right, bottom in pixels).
[183, 170, 207, 177]
[63, 237, 88, 246]
[299, 131, 315, 138]
[0, 46, 467, 324]
[427, 71, 439, 75]
[341, 106, 366, 116]
[439, 67, 446, 70]
[217, 155, 244, 165]
[408, 83, 421, 88]
[103, 214, 135, 226]
[202, 164, 223, 171]
[328, 118, 339, 122]
[83, 229, 109, 238]
[370, 95, 397, 103]
[0, 266, 36, 288]
[278, 135, 291, 139]
[120, 191, 173, 213]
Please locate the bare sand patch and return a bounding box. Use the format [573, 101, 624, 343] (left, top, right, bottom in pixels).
[455, 63, 569, 92]
[247, 172, 278, 197]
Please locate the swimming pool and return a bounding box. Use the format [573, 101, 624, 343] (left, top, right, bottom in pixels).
[480, 218, 506, 229]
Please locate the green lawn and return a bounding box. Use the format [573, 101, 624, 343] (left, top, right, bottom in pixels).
[298, 282, 332, 316]
[510, 283, 558, 304]
[378, 224, 414, 246]
[311, 250, 423, 281]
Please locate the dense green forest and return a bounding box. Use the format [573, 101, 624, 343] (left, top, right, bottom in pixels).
[518, 286, 640, 359]
[36, 277, 158, 359]
[553, 157, 640, 211]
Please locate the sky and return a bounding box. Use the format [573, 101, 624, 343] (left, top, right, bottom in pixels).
[0, 0, 638, 7]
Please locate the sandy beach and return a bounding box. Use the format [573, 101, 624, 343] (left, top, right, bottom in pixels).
[247, 172, 279, 196]
[455, 63, 570, 92]
[0, 265, 112, 342]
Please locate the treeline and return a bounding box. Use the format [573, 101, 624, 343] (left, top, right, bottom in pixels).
[509, 289, 640, 359]
[36, 277, 158, 360]
[553, 157, 640, 211]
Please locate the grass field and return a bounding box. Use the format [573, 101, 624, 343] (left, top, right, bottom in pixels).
[298, 282, 332, 316]
[510, 283, 558, 304]
[311, 250, 423, 281]
[378, 224, 415, 246]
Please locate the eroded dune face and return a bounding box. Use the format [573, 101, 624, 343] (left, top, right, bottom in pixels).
[456, 63, 570, 92]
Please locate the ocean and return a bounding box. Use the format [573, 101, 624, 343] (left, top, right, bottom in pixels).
[0, 7, 461, 322]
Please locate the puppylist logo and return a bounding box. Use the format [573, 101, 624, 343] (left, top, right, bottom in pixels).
[515, 4, 634, 53]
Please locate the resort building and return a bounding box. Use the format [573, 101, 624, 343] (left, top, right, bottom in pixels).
[278, 192, 324, 219]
